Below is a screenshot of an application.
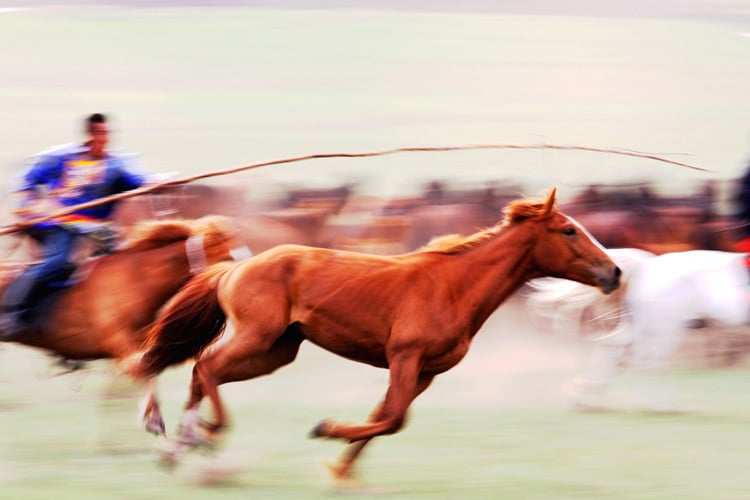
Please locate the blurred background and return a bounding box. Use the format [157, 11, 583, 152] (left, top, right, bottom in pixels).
[2, 1, 750, 498]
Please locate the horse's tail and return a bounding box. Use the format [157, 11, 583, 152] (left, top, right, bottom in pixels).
[127, 261, 235, 380]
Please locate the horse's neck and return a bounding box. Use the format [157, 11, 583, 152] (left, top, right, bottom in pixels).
[443, 226, 537, 332]
[107, 240, 190, 283]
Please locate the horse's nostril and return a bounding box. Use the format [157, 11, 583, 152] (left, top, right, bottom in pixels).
[614, 266, 622, 278]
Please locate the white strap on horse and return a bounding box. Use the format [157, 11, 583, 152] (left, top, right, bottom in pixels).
[185, 234, 208, 274]
[229, 245, 253, 261]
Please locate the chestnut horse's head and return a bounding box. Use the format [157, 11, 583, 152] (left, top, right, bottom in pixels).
[507, 188, 621, 294]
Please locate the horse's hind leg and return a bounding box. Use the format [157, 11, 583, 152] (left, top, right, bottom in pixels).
[173, 327, 304, 450]
[137, 379, 166, 436]
[326, 372, 435, 483]
[160, 359, 240, 466]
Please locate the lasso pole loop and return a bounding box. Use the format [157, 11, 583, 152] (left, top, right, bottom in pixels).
[0, 143, 710, 237]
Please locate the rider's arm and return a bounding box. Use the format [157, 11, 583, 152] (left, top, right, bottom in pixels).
[12, 152, 65, 221]
[109, 155, 147, 192]
[110, 154, 177, 190]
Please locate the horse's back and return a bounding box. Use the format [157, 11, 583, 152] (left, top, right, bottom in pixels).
[606, 248, 657, 274]
[225, 243, 395, 292]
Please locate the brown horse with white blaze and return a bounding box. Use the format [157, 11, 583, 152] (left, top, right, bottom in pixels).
[128, 188, 620, 481]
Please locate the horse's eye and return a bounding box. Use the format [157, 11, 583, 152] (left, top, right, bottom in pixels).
[562, 227, 576, 236]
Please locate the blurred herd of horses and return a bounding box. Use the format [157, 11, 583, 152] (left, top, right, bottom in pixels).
[4, 176, 748, 378]
[108, 176, 748, 258]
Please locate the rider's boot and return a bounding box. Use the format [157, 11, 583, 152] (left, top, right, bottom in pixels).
[0, 307, 29, 341]
[1, 271, 36, 341]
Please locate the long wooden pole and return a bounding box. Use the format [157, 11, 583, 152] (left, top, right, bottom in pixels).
[0, 143, 710, 236]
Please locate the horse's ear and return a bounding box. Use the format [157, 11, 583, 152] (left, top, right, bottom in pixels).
[541, 187, 557, 216]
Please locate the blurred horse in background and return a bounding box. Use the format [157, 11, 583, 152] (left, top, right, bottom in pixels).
[0, 215, 249, 436]
[527, 247, 656, 337]
[526, 248, 750, 411]
[563, 182, 738, 254]
[115, 184, 248, 226]
[325, 179, 736, 257]
[325, 181, 523, 254]
[116, 182, 352, 253]
[126, 188, 621, 483]
[235, 184, 353, 253]
[402, 182, 521, 250]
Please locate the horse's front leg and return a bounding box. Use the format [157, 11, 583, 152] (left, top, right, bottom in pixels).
[629, 322, 688, 413]
[192, 358, 229, 440]
[311, 353, 423, 441]
[566, 309, 632, 411]
[326, 372, 435, 483]
[137, 378, 166, 436]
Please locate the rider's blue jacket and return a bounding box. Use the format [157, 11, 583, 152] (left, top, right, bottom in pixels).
[12, 143, 146, 232]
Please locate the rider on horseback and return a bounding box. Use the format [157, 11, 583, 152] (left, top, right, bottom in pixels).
[0, 113, 149, 339]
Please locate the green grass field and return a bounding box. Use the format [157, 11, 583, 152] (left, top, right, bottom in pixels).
[3, 307, 750, 499]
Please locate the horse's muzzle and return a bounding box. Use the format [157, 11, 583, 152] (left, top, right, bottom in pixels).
[598, 266, 622, 294]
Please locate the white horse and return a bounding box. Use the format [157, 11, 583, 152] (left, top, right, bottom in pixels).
[526, 248, 656, 336]
[527, 248, 750, 411]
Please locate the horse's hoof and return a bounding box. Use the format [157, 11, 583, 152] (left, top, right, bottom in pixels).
[325, 464, 382, 493]
[310, 420, 330, 439]
[156, 448, 180, 471]
[325, 461, 352, 482]
[198, 417, 224, 434]
[145, 417, 166, 437]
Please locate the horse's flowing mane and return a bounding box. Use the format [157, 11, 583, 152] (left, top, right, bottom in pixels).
[420, 227, 501, 254]
[420, 194, 554, 254]
[502, 197, 555, 225]
[122, 220, 194, 253]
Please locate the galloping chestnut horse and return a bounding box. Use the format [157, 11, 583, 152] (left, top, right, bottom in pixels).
[0, 215, 249, 435]
[128, 189, 620, 480]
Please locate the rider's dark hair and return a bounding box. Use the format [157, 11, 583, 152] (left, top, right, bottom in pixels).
[85, 113, 107, 133]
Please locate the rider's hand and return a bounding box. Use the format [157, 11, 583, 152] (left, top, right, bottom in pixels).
[145, 172, 179, 187]
[15, 198, 64, 222]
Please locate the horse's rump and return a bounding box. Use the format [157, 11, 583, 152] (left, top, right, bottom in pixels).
[133, 261, 235, 379]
